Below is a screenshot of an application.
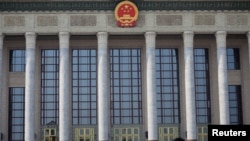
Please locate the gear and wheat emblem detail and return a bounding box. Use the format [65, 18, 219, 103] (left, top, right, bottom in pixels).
[115, 0, 139, 27]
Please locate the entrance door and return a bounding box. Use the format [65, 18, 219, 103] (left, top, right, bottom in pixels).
[75, 128, 95, 141]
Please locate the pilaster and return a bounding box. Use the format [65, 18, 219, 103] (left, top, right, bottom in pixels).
[0, 33, 4, 137]
[0, 33, 3, 49]
[183, 31, 197, 141]
[183, 31, 194, 48]
[97, 32, 109, 141]
[215, 31, 229, 124]
[145, 31, 158, 141]
[59, 31, 71, 141]
[25, 32, 37, 141]
[247, 32, 250, 68]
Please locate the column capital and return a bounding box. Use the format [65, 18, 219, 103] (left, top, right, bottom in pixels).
[97, 31, 108, 37]
[97, 32, 108, 40]
[59, 32, 70, 48]
[183, 31, 194, 36]
[59, 31, 70, 38]
[215, 31, 227, 48]
[58, 32, 70, 40]
[145, 31, 156, 48]
[183, 31, 194, 48]
[216, 31, 227, 37]
[25, 32, 36, 37]
[25, 32, 36, 49]
[0, 33, 4, 39]
[144, 31, 157, 37]
[246, 31, 250, 39]
[0, 33, 4, 49]
[25, 32, 37, 41]
[97, 32, 108, 48]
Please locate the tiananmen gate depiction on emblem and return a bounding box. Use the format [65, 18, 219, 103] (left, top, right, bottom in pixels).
[115, 0, 139, 27]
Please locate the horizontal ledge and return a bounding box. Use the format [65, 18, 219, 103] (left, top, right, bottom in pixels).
[0, 1, 250, 12]
[1, 30, 249, 36]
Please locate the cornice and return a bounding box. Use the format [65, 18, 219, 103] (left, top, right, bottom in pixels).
[0, 1, 250, 12]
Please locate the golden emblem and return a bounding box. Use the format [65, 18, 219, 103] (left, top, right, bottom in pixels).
[115, 0, 139, 27]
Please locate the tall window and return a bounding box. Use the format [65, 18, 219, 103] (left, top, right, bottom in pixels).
[194, 48, 211, 123]
[227, 48, 240, 70]
[8, 87, 25, 141]
[72, 49, 97, 125]
[110, 49, 142, 124]
[41, 50, 59, 125]
[156, 48, 180, 124]
[228, 85, 243, 125]
[9, 50, 25, 72]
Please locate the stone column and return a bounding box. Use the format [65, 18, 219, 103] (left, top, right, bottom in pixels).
[215, 31, 229, 124]
[145, 32, 158, 141]
[247, 32, 250, 69]
[25, 32, 36, 141]
[97, 32, 109, 141]
[183, 31, 197, 141]
[0, 33, 4, 135]
[59, 32, 71, 141]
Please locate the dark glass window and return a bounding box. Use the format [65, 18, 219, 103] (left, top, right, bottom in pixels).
[9, 50, 25, 72]
[8, 87, 25, 141]
[227, 48, 240, 70]
[41, 50, 59, 125]
[194, 48, 211, 123]
[156, 48, 180, 124]
[228, 85, 243, 125]
[110, 49, 142, 124]
[72, 49, 97, 125]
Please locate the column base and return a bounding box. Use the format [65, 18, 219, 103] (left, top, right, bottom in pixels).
[186, 139, 197, 141]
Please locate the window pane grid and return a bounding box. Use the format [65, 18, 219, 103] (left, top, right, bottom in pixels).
[194, 48, 211, 124]
[72, 49, 97, 125]
[156, 48, 180, 124]
[227, 48, 240, 70]
[228, 85, 243, 125]
[110, 49, 142, 124]
[41, 50, 59, 125]
[9, 50, 25, 72]
[9, 87, 25, 141]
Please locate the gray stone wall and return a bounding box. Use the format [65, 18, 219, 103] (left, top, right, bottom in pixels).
[1, 11, 250, 35]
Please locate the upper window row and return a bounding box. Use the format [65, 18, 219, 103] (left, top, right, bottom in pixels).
[9, 50, 26, 72]
[8, 48, 240, 72]
[227, 48, 240, 70]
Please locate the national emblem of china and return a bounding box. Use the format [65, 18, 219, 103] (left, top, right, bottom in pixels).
[115, 0, 139, 27]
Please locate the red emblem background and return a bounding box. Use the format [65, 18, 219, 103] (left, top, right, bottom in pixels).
[115, 1, 139, 27]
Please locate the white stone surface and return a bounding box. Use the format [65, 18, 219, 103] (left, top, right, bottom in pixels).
[97, 32, 109, 141]
[25, 32, 36, 141]
[216, 31, 230, 124]
[59, 32, 71, 141]
[183, 31, 197, 140]
[145, 31, 158, 140]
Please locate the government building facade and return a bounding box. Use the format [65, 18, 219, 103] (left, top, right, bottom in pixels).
[0, 0, 250, 141]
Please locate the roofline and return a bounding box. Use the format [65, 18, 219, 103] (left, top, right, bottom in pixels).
[0, 1, 250, 12]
